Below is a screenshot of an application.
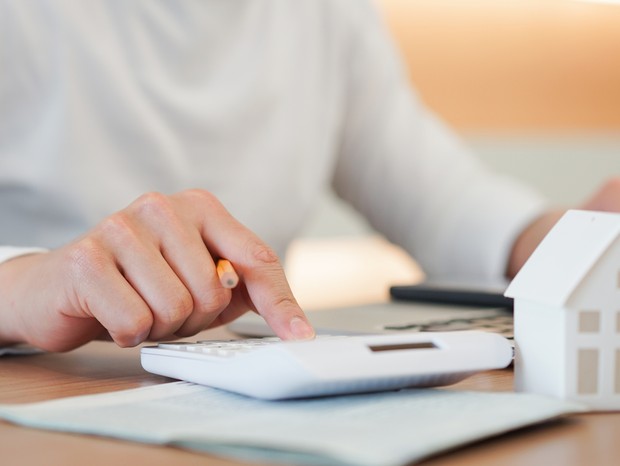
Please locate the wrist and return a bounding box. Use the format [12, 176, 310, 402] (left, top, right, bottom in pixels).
[0, 253, 46, 346]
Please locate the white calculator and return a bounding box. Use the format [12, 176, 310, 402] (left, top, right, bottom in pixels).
[140, 331, 513, 400]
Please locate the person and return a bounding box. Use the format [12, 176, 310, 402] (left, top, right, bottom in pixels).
[0, 0, 618, 353]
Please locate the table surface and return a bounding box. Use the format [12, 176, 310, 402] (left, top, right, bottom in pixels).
[1, 326, 619, 466]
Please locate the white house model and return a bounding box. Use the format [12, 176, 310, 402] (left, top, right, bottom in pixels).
[505, 209, 620, 411]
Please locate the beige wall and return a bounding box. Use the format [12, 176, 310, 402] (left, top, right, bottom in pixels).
[377, 0, 620, 132]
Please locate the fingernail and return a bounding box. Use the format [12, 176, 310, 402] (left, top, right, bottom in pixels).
[289, 316, 315, 340]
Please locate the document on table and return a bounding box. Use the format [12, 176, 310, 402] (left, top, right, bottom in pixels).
[0, 382, 584, 466]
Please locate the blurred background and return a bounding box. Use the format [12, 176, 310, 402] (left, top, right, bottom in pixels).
[286, 0, 620, 309]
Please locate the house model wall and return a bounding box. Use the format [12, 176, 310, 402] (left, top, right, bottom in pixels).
[505, 209, 620, 411]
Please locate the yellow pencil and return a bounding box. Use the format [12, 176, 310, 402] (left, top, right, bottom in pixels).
[216, 259, 239, 289]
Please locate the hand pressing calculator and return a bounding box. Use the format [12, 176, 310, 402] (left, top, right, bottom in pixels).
[141, 332, 512, 400]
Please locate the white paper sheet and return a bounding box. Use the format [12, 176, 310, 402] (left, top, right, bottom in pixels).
[0, 382, 585, 466]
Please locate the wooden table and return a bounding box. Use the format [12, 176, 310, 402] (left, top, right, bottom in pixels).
[1, 327, 619, 466]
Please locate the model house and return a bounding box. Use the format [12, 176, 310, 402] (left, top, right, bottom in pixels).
[505, 209, 620, 411]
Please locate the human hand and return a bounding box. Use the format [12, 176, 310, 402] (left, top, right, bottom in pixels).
[0, 190, 314, 352]
[579, 177, 620, 213]
[506, 177, 620, 278]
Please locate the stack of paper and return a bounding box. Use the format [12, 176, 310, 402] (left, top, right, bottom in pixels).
[0, 382, 584, 466]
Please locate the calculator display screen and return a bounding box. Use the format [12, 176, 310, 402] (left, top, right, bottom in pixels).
[368, 342, 437, 352]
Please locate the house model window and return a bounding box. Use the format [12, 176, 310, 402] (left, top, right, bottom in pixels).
[577, 349, 599, 395]
[577, 311, 601, 395]
[578, 311, 600, 333]
[616, 349, 620, 394]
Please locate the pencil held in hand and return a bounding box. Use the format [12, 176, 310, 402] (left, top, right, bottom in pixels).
[217, 259, 239, 289]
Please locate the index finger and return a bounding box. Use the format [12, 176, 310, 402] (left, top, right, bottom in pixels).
[175, 191, 315, 340]
[234, 240, 315, 340]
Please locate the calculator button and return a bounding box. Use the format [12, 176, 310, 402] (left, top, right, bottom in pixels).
[196, 339, 236, 345]
[200, 343, 224, 349]
[219, 344, 243, 351]
[239, 339, 269, 346]
[157, 342, 195, 350]
[186, 345, 209, 352]
[236, 344, 258, 350]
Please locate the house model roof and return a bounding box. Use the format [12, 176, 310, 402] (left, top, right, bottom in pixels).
[505, 209, 620, 307]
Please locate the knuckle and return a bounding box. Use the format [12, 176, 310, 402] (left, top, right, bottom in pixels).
[113, 314, 153, 347]
[247, 239, 280, 268]
[95, 213, 137, 244]
[160, 290, 194, 325]
[64, 238, 109, 282]
[183, 188, 218, 205]
[269, 293, 299, 310]
[181, 189, 226, 215]
[195, 287, 230, 316]
[130, 191, 175, 221]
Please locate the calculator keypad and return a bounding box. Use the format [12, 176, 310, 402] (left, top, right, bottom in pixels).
[156, 337, 283, 358]
[153, 336, 351, 357]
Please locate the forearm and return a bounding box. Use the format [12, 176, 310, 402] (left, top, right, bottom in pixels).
[331, 2, 550, 282]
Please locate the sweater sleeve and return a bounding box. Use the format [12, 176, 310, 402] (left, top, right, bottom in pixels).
[0, 246, 48, 265]
[332, 1, 548, 282]
[0, 247, 48, 354]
